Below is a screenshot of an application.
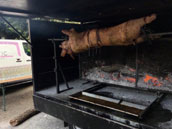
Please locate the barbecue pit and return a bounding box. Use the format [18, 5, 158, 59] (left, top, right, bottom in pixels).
[1, 0, 172, 128]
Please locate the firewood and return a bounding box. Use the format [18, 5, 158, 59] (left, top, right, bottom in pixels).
[60, 14, 156, 58]
[9, 109, 40, 126]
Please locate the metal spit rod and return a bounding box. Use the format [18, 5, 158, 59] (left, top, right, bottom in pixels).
[148, 32, 172, 39]
[48, 38, 67, 41]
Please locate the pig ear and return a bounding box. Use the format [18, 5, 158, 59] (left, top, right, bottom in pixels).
[62, 29, 72, 36]
[144, 14, 157, 24]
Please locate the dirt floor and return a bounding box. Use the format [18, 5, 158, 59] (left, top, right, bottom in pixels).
[0, 83, 67, 129]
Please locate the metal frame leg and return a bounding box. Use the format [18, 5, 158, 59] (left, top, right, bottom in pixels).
[1, 84, 6, 111]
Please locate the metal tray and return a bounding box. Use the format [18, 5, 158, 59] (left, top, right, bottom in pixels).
[69, 84, 164, 119]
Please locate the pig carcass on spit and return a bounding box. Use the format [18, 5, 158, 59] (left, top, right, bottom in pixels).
[60, 14, 157, 58]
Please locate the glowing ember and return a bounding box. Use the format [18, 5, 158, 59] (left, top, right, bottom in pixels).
[144, 74, 162, 86]
[125, 77, 136, 83]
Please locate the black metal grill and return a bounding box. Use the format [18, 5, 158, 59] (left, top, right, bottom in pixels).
[28, 18, 172, 129]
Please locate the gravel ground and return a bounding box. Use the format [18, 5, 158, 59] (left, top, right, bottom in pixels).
[0, 84, 67, 129]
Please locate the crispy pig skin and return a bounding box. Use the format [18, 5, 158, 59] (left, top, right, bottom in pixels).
[60, 14, 156, 58]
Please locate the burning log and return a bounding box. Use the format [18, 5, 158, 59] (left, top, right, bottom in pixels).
[60, 14, 157, 58]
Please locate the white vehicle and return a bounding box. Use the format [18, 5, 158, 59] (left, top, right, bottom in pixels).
[0, 39, 32, 84]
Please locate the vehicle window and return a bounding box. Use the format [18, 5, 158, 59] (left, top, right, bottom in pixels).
[23, 42, 31, 56]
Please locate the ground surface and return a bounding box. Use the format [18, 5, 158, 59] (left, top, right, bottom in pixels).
[0, 84, 67, 129]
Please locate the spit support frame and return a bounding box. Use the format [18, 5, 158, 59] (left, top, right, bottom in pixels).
[50, 39, 73, 93]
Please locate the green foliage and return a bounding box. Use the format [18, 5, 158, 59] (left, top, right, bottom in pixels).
[0, 17, 28, 39]
[23, 43, 31, 56]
